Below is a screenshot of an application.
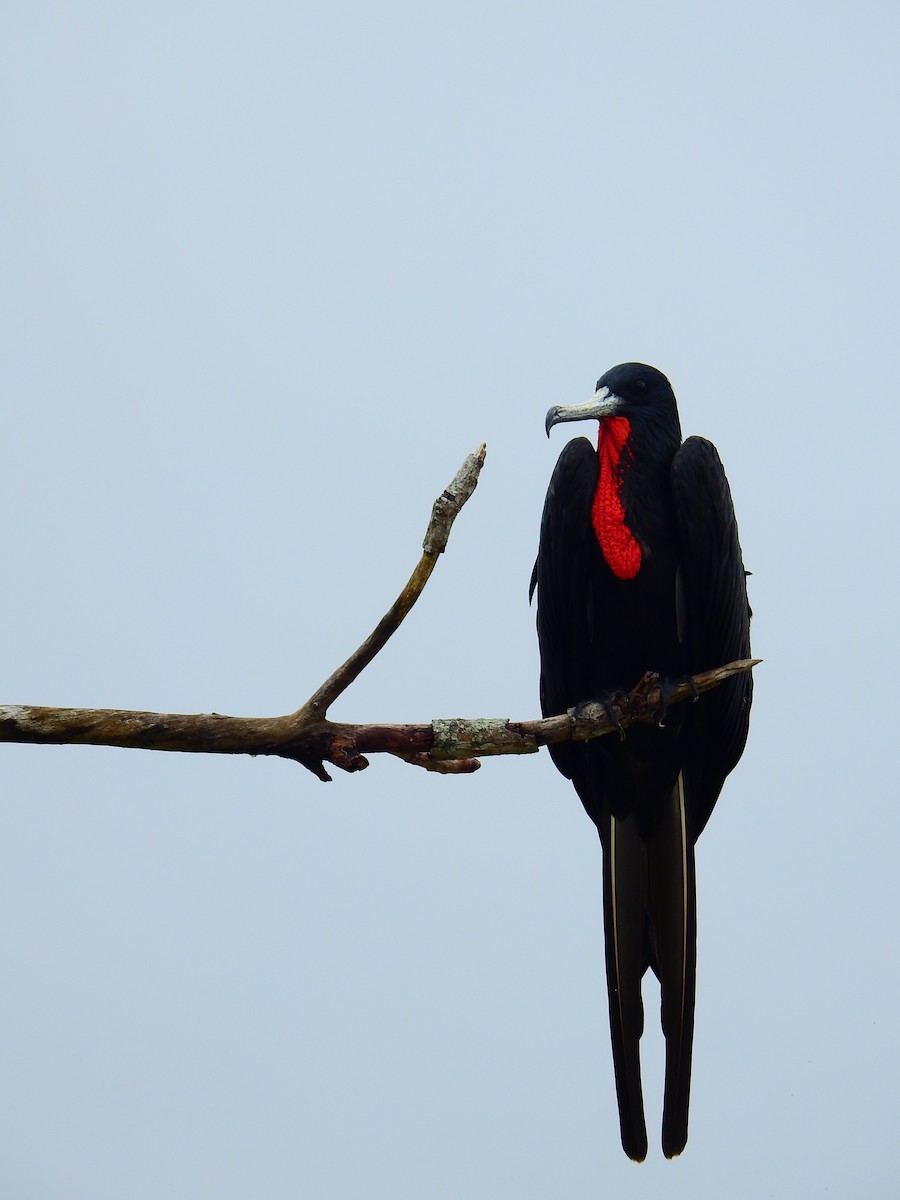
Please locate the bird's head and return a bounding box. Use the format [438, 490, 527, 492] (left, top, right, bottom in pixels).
[545, 363, 681, 447]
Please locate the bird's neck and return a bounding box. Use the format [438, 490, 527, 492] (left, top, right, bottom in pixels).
[592, 417, 642, 580]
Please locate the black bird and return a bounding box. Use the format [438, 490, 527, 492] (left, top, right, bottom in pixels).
[532, 363, 751, 1160]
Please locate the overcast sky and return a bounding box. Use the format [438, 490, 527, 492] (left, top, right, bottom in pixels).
[2, 2, 899, 1196]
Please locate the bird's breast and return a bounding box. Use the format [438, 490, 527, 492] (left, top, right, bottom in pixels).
[592, 417, 642, 580]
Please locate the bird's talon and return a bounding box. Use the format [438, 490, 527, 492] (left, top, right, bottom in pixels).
[600, 691, 629, 741]
[656, 674, 701, 727]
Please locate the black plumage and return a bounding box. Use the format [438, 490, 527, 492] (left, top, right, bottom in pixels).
[533, 363, 751, 1160]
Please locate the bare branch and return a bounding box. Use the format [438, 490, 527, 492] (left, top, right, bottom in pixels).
[315, 657, 758, 769]
[0, 444, 758, 782]
[0, 659, 758, 779]
[296, 443, 486, 722]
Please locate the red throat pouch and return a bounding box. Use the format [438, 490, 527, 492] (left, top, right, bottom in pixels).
[592, 416, 642, 580]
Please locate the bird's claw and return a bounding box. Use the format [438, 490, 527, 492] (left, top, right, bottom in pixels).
[576, 691, 629, 741]
[656, 674, 699, 728]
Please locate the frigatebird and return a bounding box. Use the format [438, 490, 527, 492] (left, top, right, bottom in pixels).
[532, 363, 751, 1160]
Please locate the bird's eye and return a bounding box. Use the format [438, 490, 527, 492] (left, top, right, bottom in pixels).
[632, 379, 647, 396]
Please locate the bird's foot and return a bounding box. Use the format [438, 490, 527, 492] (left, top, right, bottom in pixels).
[575, 691, 629, 742]
[656, 674, 700, 729]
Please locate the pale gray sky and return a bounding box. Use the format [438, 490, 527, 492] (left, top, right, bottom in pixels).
[2, 2, 899, 1196]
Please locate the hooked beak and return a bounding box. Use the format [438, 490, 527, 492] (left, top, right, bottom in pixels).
[545, 386, 622, 437]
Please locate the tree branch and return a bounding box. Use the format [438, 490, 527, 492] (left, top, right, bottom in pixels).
[0, 446, 758, 780]
[296, 443, 486, 723]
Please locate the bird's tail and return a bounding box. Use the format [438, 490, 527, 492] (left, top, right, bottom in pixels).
[603, 809, 649, 1162]
[649, 774, 697, 1158]
[602, 775, 697, 1161]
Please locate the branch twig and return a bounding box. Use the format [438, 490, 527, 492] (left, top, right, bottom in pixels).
[0, 445, 758, 781]
[296, 443, 486, 724]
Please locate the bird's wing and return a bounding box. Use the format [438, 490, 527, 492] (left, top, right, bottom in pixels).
[532, 437, 602, 798]
[671, 436, 753, 840]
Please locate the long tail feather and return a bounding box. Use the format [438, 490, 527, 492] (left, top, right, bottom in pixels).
[647, 774, 697, 1158]
[602, 812, 648, 1162]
